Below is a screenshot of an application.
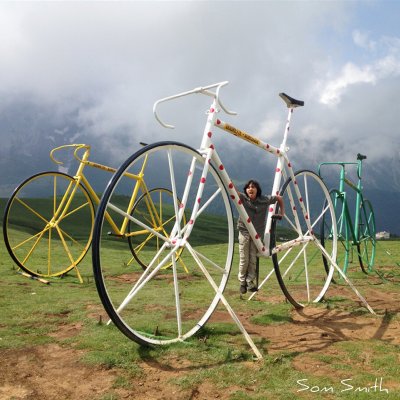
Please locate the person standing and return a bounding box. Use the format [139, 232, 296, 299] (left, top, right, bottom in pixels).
[237, 179, 284, 294]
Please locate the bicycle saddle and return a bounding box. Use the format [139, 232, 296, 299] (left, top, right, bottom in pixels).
[279, 93, 304, 108]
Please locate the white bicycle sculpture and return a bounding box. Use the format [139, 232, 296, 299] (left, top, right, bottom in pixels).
[92, 82, 374, 359]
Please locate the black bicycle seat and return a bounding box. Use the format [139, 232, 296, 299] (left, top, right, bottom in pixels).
[279, 93, 304, 108]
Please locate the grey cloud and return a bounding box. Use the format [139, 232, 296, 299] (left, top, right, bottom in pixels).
[1, 1, 399, 232]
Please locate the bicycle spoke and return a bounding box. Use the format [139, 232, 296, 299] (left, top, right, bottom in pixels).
[171, 255, 183, 338]
[109, 201, 168, 243]
[357, 199, 376, 273]
[11, 227, 49, 252]
[127, 188, 187, 270]
[14, 197, 51, 225]
[22, 229, 49, 265]
[191, 248, 229, 274]
[115, 243, 175, 314]
[60, 200, 92, 221]
[167, 148, 183, 238]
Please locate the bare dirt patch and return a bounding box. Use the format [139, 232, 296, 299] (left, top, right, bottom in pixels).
[0, 345, 115, 400]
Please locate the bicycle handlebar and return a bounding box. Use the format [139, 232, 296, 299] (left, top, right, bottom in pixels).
[318, 153, 367, 179]
[50, 144, 90, 165]
[153, 81, 237, 129]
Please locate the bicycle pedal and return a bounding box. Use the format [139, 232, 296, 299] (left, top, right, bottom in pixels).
[107, 231, 123, 237]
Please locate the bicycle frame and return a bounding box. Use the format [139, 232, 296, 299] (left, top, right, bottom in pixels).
[50, 144, 154, 239]
[154, 83, 315, 258]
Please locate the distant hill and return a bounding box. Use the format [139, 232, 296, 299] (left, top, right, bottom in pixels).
[1, 183, 399, 237]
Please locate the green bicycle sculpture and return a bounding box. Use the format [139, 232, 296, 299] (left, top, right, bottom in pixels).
[319, 153, 376, 276]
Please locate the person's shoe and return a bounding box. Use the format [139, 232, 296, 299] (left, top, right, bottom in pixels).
[240, 284, 247, 294]
[247, 281, 258, 292]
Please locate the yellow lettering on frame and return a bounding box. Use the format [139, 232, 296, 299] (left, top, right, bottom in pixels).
[224, 123, 260, 146]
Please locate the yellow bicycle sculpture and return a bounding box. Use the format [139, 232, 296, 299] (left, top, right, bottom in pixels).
[3, 144, 186, 282]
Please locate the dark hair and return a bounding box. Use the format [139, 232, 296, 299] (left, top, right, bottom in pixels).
[243, 179, 262, 197]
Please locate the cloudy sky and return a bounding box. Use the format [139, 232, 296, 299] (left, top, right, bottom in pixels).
[1, 1, 400, 203]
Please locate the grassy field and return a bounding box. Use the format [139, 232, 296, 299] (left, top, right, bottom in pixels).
[0, 198, 400, 399]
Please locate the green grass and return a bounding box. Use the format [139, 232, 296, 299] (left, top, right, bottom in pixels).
[1, 199, 400, 399]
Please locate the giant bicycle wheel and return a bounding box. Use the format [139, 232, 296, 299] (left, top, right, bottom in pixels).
[3, 171, 95, 277]
[127, 188, 187, 270]
[92, 142, 234, 346]
[357, 199, 376, 273]
[321, 189, 351, 278]
[271, 170, 337, 308]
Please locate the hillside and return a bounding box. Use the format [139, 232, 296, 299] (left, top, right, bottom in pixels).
[1, 189, 399, 238]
